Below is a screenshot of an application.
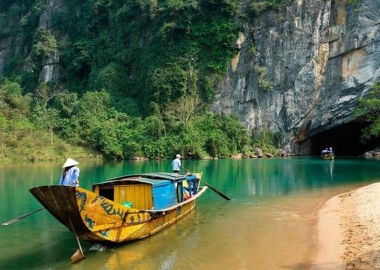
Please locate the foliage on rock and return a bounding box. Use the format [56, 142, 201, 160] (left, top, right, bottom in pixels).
[0, 0, 289, 160]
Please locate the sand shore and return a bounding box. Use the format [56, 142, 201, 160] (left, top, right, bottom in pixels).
[314, 182, 380, 270]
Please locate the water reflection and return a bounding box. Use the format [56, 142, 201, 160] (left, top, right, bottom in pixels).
[329, 160, 334, 179]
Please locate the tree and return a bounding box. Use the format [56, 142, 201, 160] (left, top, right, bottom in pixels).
[148, 102, 166, 139]
[1, 77, 33, 115]
[354, 83, 380, 142]
[163, 94, 201, 129]
[31, 104, 59, 146]
[35, 82, 64, 109]
[34, 82, 65, 146]
[0, 115, 8, 159]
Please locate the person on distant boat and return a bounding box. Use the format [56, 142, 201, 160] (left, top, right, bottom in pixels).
[59, 158, 80, 187]
[329, 147, 333, 153]
[171, 154, 181, 173]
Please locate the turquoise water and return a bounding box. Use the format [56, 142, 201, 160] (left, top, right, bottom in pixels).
[1, 157, 380, 270]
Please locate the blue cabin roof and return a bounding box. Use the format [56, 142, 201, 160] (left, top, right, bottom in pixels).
[94, 172, 198, 210]
[106, 172, 193, 184]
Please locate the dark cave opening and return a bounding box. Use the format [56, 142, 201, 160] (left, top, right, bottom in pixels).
[309, 121, 379, 157]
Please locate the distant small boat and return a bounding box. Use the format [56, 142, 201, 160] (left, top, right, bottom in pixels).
[29, 173, 207, 244]
[321, 152, 334, 160]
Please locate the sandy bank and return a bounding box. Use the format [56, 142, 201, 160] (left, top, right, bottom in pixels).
[314, 182, 380, 270]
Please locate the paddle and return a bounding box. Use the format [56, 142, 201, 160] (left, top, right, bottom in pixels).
[2, 208, 44, 226]
[68, 216, 85, 263]
[199, 179, 231, 201]
[181, 166, 231, 201]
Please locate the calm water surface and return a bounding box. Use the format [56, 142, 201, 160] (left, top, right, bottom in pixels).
[1, 157, 380, 270]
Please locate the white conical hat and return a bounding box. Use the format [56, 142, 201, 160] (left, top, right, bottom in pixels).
[62, 158, 79, 168]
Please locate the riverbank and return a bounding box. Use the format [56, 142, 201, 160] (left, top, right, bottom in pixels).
[313, 182, 380, 269]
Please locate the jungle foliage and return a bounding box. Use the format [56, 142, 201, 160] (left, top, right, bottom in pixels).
[354, 82, 380, 143]
[0, 0, 285, 161]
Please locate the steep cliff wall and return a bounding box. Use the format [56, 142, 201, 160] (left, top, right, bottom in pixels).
[0, 0, 65, 85]
[213, 0, 380, 154]
[37, 0, 65, 83]
[1, 0, 379, 156]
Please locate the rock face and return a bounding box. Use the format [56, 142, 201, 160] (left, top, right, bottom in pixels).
[37, 0, 65, 83]
[1, 1, 379, 155]
[212, 0, 380, 154]
[0, 38, 11, 80]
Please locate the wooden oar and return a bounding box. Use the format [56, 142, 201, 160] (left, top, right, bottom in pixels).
[2, 208, 44, 226]
[181, 166, 231, 201]
[200, 179, 231, 201]
[68, 216, 85, 263]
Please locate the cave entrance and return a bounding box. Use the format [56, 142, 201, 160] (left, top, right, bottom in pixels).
[309, 121, 379, 156]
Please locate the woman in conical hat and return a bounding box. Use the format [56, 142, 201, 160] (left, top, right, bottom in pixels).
[59, 158, 80, 187]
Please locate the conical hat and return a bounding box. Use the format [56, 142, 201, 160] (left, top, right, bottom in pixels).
[62, 158, 79, 168]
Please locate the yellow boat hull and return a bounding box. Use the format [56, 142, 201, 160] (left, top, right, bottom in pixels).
[30, 173, 206, 243]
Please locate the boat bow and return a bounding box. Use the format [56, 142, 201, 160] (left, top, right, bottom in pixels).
[29, 185, 90, 235]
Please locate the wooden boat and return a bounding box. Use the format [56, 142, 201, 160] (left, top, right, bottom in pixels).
[321, 152, 334, 160]
[29, 172, 207, 244]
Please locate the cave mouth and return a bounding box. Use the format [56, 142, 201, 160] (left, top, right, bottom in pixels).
[309, 121, 379, 157]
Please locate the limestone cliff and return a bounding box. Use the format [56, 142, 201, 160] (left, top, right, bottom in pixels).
[1, 0, 379, 156]
[213, 0, 380, 154]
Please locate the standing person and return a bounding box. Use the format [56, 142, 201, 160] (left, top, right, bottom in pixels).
[171, 154, 181, 173]
[59, 158, 80, 187]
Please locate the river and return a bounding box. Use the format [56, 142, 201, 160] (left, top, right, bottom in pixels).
[1, 157, 380, 270]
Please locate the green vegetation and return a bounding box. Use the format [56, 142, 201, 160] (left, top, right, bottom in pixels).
[0, 78, 259, 161]
[0, 0, 285, 161]
[257, 66, 274, 91]
[247, 0, 284, 16]
[0, 78, 98, 161]
[353, 82, 380, 143]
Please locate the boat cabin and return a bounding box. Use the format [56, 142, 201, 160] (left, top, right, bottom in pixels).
[92, 173, 199, 210]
